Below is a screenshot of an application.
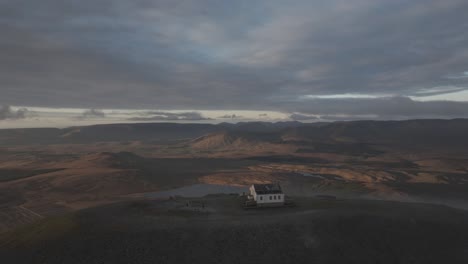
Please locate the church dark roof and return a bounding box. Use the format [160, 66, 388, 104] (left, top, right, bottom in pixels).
[253, 183, 283, 194]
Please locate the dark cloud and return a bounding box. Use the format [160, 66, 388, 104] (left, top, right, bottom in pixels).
[128, 111, 210, 121]
[217, 114, 243, 119]
[289, 113, 319, 121]
[0, 105, 29, 120]
[1, 0, 468, 119]
[318, 115, 373, 122]
[78, 109, 106, 119]
[283, 97, 468, 120]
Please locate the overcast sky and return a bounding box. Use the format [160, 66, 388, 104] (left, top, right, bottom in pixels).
[2, 0, 468, 127]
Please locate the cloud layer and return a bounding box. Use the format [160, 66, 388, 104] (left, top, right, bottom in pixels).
[2, 0, 468, 120]
[128, 111, 210, 121]
[0, 105, 29, 120]
[79, 109, 106, 119]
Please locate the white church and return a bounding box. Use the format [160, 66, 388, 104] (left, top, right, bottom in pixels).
[249, 183, 285, 207]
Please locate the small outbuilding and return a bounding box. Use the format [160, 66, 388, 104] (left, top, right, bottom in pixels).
[249, 183, 284, 207]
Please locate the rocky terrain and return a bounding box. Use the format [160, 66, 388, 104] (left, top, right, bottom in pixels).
[0, 119, 467, 261]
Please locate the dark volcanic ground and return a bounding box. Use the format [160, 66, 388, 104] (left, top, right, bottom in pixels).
[1, 195, 468, 264]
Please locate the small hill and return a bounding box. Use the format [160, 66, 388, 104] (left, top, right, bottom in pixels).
[191, 130, 283, 150]
[78, 151, 146, 168]
[191, 131, 243, 149]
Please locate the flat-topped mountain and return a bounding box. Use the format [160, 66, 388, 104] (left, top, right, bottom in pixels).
[2, 119, 468, 147]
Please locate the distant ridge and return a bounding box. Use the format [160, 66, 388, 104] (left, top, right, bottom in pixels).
[1, 119, 468, 147]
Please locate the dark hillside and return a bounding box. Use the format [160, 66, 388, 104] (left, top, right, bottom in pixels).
[1, 197, 468, 264]
[2, 119, 468, 148]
